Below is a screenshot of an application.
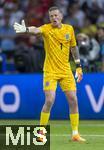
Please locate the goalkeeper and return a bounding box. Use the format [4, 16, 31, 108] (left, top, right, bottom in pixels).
[13, 6, 86, 142]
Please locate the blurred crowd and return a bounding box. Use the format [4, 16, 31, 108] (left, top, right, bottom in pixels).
[0, 0, 104, 73]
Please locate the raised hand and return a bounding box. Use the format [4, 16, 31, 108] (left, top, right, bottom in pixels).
[13, 20, 26, 33]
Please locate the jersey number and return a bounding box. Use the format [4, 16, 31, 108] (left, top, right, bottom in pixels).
[60, 43, 63, 50]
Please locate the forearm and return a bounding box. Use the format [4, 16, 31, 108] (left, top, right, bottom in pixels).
[27, 26, 41, 35]
[70, 46, 81, 66]
[71, 46, 83, 82]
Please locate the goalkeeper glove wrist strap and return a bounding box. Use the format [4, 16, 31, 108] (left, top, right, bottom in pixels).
[75, 59, 82, 68]
[26, 27, 29, 33]
[76, 63, 81, 68]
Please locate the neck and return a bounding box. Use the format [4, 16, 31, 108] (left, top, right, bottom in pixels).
[52, 23, 62, 28]
[58, 23, 62, 28]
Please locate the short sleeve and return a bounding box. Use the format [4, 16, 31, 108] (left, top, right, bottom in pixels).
[38, 24, 47, 35]
[70, 26, 77, 47]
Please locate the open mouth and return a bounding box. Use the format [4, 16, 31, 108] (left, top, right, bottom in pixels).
[53, 20, 57, 23]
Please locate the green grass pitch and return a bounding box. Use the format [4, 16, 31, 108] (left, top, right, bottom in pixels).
[0, 120, 104, 150]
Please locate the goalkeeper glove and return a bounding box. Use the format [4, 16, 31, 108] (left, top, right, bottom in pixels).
[13, 20, 28, 33]
[75, 66, 83, 83]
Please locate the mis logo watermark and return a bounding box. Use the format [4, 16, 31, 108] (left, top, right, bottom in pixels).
[0, 125, 50, 150]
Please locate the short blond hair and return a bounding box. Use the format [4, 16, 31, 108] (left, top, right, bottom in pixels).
[48, 6, 61, 13]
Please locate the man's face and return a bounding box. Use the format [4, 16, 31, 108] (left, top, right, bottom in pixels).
[49, 9, 63, 27]
[97, 28, 104, 40]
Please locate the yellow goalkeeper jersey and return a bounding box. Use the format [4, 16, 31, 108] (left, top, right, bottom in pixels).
[39, 23, 76, 74]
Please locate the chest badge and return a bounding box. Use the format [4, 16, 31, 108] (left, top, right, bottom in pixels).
[65, 34, 70, 40]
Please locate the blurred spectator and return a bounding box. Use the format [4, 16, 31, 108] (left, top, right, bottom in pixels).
[64, 2, 85, 30]
[97, 14, 104, 24]
[97, 24, 104, 72]
[18, 0, 29, 12]
[14, 40, 34, 73]
[14, 35, 44, 73]
[0, 12, 17, 73]
[79, 0, 104, 9]
[0, 0, 5, 27]
[77, 33, 100, 72]
[0, 13, 16, 51]
[88, 0, 102, 24]
[29, 35, 44, 72]
[8, 2, 24, 25]
[81, 16, 97, 37]
[26, 0, 52, 26]
[54, 0, 69, 17]
[90, 0, 104, 10]
[25, 0, 43, 26]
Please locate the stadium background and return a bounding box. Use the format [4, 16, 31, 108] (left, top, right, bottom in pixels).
[0, 0, 104, 150]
